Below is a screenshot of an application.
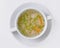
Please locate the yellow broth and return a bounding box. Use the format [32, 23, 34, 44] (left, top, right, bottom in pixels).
[17, 9, 45, 37]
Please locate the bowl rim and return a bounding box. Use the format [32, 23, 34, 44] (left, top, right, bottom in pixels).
[14, 3, 47, 39]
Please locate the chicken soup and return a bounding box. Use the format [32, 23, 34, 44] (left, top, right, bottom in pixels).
[17, 9, 45, 37]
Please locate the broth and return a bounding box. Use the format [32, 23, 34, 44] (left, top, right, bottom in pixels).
[17, 9, 45, 37]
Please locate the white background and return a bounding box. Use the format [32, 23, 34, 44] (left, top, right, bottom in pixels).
[0, 0, 60, 48]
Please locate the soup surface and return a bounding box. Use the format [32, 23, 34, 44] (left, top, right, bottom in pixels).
[17, 9, 45, 37]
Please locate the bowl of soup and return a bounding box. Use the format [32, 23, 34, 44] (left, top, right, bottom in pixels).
[12, 3, 51, 39]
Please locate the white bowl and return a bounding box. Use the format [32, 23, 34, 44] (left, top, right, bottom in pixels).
[11, 3, 52, 39]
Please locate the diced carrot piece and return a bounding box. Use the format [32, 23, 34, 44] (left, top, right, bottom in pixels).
[33, 26, 41, 32]
[39, 16, 44, 26]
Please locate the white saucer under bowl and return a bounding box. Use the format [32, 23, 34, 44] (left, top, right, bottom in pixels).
[10, 3, 53, 46]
